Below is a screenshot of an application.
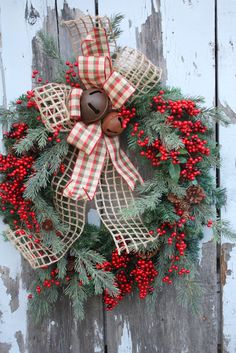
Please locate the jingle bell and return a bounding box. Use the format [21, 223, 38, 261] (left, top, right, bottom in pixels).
[101, 111, 125, 137]
[80, 88, 111, 125]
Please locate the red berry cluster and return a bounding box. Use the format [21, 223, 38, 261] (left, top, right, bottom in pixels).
[26, 90, 38, 109]
[65, 61, 81, 87]
[4, 122, 28, 140]
[131, 90, 210, 181]
[118, 107, 136, 128]
[99, 250, 158, 310]
[0, 121, 41, 232]
[16, 90, 38, 110]
[155, 222, 191, 282]
[32, 69, 49, 85]
[207, 219, 213, 227]
[47, 124, 63, 143]
[0, 153, 39, 231]
[130, 259, 158, 298]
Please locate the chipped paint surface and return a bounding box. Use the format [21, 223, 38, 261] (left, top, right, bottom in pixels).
[117, 320, 132, 353]
[0, 2, 95, 352]
[221, 245, 236, 353]
[221, 243, 234, 286]
[218, 1, 236, 352]
[0, 0, 236, 352]
[0, 266, 20, 312]
[0, 230, 28, 353]
[102, 3, 219, 352]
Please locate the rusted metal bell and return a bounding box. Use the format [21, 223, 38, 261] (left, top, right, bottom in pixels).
[101, 111, 125, 137]
[80, 88, 111, 125]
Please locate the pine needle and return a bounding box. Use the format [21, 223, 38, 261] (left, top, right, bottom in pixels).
[14, 127, 48, 154]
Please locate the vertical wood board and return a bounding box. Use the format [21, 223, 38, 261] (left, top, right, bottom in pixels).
[217, 1, 236, 352]
[0, 2, 101, 353]
[100, 1, 218, 352]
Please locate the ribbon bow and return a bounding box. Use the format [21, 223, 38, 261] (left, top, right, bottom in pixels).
[64, 28, 142, 200]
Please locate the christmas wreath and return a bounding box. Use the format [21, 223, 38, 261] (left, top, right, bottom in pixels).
[0, 15, 233, 321]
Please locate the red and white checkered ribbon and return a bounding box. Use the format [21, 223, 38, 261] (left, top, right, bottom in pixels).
[65, 27, 141, 200]
[63, 121, 143, 200]
[69, 27, 135, 113]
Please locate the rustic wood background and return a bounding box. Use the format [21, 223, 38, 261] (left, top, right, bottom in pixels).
[0, 1, 236, 352]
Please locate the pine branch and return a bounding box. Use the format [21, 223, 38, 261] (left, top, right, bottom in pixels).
[212, 219, 236, 242]
[175, 276, 204, 315]
[71, 249, 118, 295]
[213, 187, 227, 209]
[64, 276, 87, 320]
[109, 13, 124, 43]
[57, 257, 68, 279]
[14, 126, 48, 154]
[33, 194, 68, 233]
[28, 282, 59, 323]
[123, 192, 162, 218]
[153, 201, 179, 224]
[41, 231, 65, 253]
[200, 107, 231, 127]
[24, 141, 68, 200]
[38, 31, 62, 61]
[138, 171, 168, 194]
[143, 112, 184, 150]
[166, 178, 187, 197]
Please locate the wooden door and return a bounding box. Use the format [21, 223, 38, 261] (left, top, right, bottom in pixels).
[0, 1, 235, 352]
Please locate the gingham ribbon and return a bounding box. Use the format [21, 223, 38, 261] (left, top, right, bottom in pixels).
[69, 88, 83, 118]
[63, 121, 143, 200]
[65, 27, 141, 200]
[69, 27, 135, 112]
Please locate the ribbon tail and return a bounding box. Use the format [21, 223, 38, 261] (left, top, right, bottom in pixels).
[105, 136, 143, 190]
[94, 158, 155, 255]
[63, 139, 107, 201]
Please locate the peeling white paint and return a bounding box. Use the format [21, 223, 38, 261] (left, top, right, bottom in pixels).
[118, 320, 132, 353]
[100, 0, 155, 49]
[218, 1, 236, 352]
[94, 319, 104, 353]
[0, 230, 28, 353]
[199, 227, 214, 261]
[160, 0, 215, 105]
[0, 1, 95, 352]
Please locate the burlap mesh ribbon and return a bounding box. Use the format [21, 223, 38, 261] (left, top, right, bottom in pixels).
[6, 16, 162, 268]
[5, 147, 87, 268]
[113, 47, 162, 100]
[95, 158, 153, 252]
[62, 15, 117, 56]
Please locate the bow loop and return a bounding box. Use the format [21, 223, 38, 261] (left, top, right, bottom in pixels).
[78, 56, 112, 89]
[81, 28, 110, 57]
[103, 71, 135, 109]
[69, 88, 83, 118]
[77, 27, 135, 107]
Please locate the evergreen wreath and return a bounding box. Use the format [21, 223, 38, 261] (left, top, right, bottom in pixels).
[0, 15, 234, 321]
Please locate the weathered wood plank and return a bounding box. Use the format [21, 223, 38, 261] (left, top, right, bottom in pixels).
[100, 1, 218, 352]
[0, 2, 104, 353]
[0, 1, 38, 350]
[217, 1, 236, 352]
